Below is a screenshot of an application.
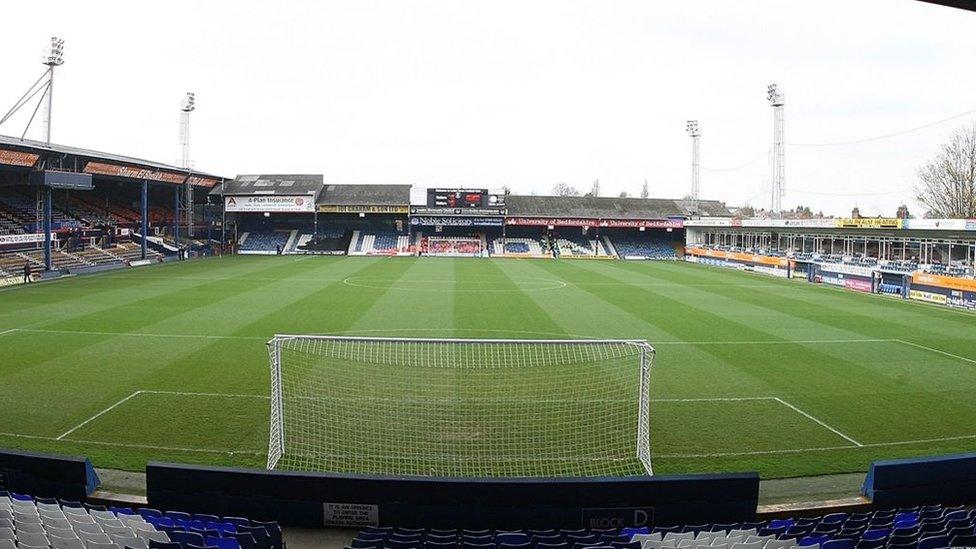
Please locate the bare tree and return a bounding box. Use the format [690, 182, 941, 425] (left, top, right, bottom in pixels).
[640, 179, 649, 199]
[915, 124, 976, 218]
[552, 182, 580, 196]
[590, 179, 600, 197]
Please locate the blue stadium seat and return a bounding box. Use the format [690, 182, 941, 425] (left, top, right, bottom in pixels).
[206, 536, 242, 549]
[917, 535, 950, 549]
[170, 531, 206, 547]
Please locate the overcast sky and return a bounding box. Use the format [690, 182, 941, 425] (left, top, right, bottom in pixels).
[2, 0, 975, 216]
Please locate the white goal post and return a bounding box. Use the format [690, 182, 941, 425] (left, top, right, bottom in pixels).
[267, 335, 654, 477]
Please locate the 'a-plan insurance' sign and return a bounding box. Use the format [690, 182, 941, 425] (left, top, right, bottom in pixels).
[225, 195, 315, 213]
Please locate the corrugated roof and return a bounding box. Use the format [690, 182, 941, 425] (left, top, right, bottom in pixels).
[507, 195, 730, 219]
[317, 184, 411, 206]
[0, 134, 224, 180]
[217, 174, 324, 198]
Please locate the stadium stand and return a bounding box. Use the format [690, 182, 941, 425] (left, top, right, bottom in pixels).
[350, 230, 411, 255]
[612, 236, 678, 260]
[0, 490, 283, 549]
[0, 254, 41, 276]
[554, 236, 612, 258]
[109, 243, 162, 262]
[293, 228, 351, 254]
[424, 235, 484, 257]
[351, 503, 975, 549]
[0, 193, 84, 232]
[14, 249, 93, 271]
[490, 237, 547, 257]
[239, 232, 289, 254]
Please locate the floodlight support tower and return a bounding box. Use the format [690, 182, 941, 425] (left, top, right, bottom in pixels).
[767, 83, 785, 215]
[180, 92, 196, 237]
[686, 120, 701, 214]
[42, 37, 65, 145]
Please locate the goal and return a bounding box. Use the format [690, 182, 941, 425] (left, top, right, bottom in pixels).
[266, 335, 654, 477]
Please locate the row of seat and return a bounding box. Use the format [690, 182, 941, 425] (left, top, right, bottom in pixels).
[0, 493, 282, 549]
[351, 504, 973, 549]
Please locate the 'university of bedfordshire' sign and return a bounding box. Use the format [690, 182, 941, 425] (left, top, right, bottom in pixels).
[225, 195, 316, 213]
[506, 217, 683, 229]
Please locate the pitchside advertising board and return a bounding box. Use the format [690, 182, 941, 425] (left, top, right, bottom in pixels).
[507, 218, 683, 229]
[224, 195, 316, 213]
[410, 216, 503, 227]
[685, 248, 791, 278]
[909, 273, 976, 311]
[0, 233, 46, 246]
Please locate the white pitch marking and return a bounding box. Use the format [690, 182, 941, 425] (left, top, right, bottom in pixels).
[56, 391, 145, 440]
[6, 327, 899, 347]
[658, 432, 976, 459]
[893, 339, 976, 366]
[16, 328, 266, 341]
[0, 430, 264, 456]
[772, 397, 863, 447]
[139, 389, 267, 399]
[136, 391, 781, 404]
[0, 329, 18, 337]
[1, 390, 970, 461]
[651, 338, 894, 346]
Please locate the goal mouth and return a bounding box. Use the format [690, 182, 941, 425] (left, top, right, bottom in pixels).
[267, 335, 655, 478]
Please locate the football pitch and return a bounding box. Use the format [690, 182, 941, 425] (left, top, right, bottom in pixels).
[1, 255, 975, 479]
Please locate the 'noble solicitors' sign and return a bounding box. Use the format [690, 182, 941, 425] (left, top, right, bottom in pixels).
[225, 195, 315, 213]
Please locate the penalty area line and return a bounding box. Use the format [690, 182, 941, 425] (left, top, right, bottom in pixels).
[893, 339, 976, 366]
[56, 391, 144, 440]
[772, 397, 863, 447]
[657, 432, 976, 459]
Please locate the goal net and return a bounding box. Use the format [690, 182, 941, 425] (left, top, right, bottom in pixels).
[267, 335, 654, 477]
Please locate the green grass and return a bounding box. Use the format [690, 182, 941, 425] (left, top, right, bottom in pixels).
[1, 255, 975, 479]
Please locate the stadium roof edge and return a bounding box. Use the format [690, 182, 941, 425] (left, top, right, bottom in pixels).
[506, 194, 732, 219]
[918, 0, 976, 12]
[215, 174, 325, 200]
[0, 134, 226, 181]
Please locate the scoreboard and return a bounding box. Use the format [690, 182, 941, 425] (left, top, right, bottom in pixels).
[426, 188, 504, 209]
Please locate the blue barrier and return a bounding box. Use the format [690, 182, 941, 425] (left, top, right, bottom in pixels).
[147, 462, 760, 529]
[863, 452, 976, 507]
[0, 447, 100, 500]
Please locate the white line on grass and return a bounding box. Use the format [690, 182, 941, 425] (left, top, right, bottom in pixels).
[0, 329, 17, 337]
[651, 338, 894, 346]
[0, 430, 265, 456]
[15, 328, 267, 341]
[56, 391, 144, 440]
[2, 389, 972, 462]
[138, 391, 782, 404]
[772, 397, 863, 447]
[657, 433, 976, 459]
[893, 339, 976, 366]
[5, 327, 899, 346]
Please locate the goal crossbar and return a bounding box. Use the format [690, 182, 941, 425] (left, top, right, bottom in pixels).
[267, 335, 655, 477]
